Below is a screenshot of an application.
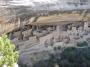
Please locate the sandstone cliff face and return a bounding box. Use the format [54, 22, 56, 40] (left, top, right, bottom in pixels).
[0, 7, 14, 22]
[0, 0, 90, 22]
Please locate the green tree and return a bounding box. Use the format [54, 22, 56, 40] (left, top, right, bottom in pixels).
[0, 34, 19, 67]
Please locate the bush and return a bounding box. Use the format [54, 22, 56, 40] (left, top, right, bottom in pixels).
[59, 47, 90, 67]
[33, 47, 90, 67]
[77, 41, 88, 47]
[0, 35, 19, 67]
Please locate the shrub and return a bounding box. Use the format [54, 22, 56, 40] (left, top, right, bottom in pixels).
[0, 35, 19, 67]
[33, 47, 90, 67]
[77, 41, 88, 47]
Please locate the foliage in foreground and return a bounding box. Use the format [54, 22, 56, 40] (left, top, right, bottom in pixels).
[0, 35, 19, 67]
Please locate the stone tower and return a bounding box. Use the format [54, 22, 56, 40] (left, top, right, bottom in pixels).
[84, 22, 89, 31]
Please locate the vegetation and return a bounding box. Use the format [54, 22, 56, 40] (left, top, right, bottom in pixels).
[33, 47, 90, 67]
[59, 47, 90, 67]
[77, 41, 88, 47]
[0, 35, 19, 67]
